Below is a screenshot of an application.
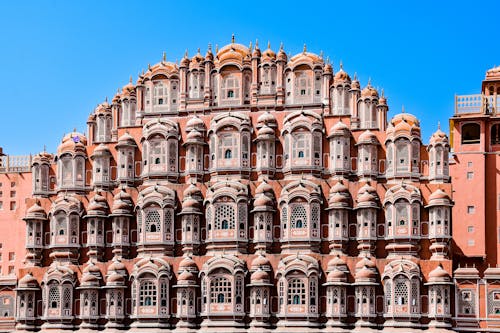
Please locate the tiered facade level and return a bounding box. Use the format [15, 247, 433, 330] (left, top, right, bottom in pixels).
[0, 39, 497, 332]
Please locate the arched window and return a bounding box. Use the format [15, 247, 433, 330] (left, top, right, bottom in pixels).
[215, 204, 235, 230]
[139, 280, 157, 306]
[49, 286, 59, 309]
[211, 277, 231, 304]
[145, 210, 161, 233]
[225, 149, 232, 159]
[462, 123, 480, 144]
[291, 205, 307, 228]
[287, 278, 306, 305]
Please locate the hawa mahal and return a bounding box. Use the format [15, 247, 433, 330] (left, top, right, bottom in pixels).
[0, 37, 499, 332]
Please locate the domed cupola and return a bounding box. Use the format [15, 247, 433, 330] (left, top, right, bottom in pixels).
[252, 181, 275, 252]
[56, 131, 88, 192]
[427, 123, 450, 183]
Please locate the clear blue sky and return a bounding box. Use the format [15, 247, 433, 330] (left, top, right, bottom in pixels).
[0, 1, 498, 155]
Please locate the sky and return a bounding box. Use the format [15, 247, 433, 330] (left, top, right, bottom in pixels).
[0, 1, 498, 155]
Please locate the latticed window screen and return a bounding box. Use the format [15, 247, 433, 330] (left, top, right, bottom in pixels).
[411, 280, 419, 307]
[160, 279, 168, 307]
[395, 278, 408, 305]
[290, 204, 307, 228]
[488, 291, 500, 314]
[211, 277, 232, 303]
[310, 279, 317, 306]
[49, 286, 59, 308]
[311, 204, 319, 227]
[281, 207, 288, 228]
[215, 204, 235, 230]
[235, 276, 243, 304]
[238, 204, 247, 232]
[139, 280, 157, 306]
[164, 210, 173, 235]
[385, 280, 392, 306]
[145, 210, 161, 233]
[287, 278, 306, 305]
[63, 287, 71, 309]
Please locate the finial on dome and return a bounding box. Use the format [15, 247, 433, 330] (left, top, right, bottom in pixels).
[148, 63, 151, 70]
[339, 60, 343, 70]
[381, 88, 385, 97]
[267, 40, 271, 49]
[231, 33, 235, 43]
[184, 49, 188, 58]
[402, 104, 405, 113]
[280, 42, 284, 51]
[73, 127, 76, 132]
[255, 39, 259, 49]
[129, 76, 133, 83]
[105, 96, 108, 103]
[43, 145, 46, 152]
[303, 43, 307, 53]
[215, 44, 219, 53]
[162, 52, 166, 62]
[326, 56, 330, 64]
[354, 72, 358, 80]
[320, 50, 324, 59]
[197, 48, 201, 54]
[248, 41, 252, 50]
[207, 43, 212, 51]
[367, 77, 372, 86]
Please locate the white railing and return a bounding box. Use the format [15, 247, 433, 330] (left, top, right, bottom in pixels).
[455, 94, 499, 115]
[0, 155, 32, 173]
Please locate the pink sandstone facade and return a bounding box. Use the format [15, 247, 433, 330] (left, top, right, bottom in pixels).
[0, 38, 496, 332]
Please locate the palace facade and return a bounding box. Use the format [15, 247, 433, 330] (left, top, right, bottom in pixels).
[0, 38, 497, 332]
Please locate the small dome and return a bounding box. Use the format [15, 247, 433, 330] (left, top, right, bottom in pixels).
[117, 132, 137, 147]
[355, 255, 376, 270]
[107, 271, 125, 284]
[251, 253, 271, 270]
[329, 120, 349, 135]
[18, 273, 38, 288]
[186, 129, 204, 142]
[122, 80, 135, 96]
[251, 269, 269, 282]
[87, 192, 109, 216]
[358, 130, 377, 144]
[180, 53, 190, 67]
[334, 67, 351, 82]
[183, 183, 202, 200]
[331, 180, 349, 194]
[277, 46, 287, 62]
[324, 63, 332, 74]
[179, 256, 198, 272]
[95, 102, 111, 115]
[178, 270, 196, 282]
[261, 43, 276, 61]
[25, 202, 47, 220]
[361, 84, 378, 98]
[254, 194, 273, 207]
[356, 184, 379, 206]
[429, 264, 450, 279]
[81, 273, 99, 285]
[205, 45, 214, 61]
[356, 265, 377, 280]
[430, 127, 448, 145]
[190, 49, 204, 67]
[108, 259, 126, 272]
[91, 143, 111, 158]
[57, 132, 87, 155]
[327, 255, 347, 270]
[182, 197, 201, 211]
[486, 65, 500, 79]
[186, 115, 205, 131]
[112, 189, 133, 214]
[429, 189, 451, 202]
[255, 180, 273, 196]
[257, 125, 275, 138]
[327, 268, 346, 282]
[83, 261, 101, 274]
[257, 111, 277, 127]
